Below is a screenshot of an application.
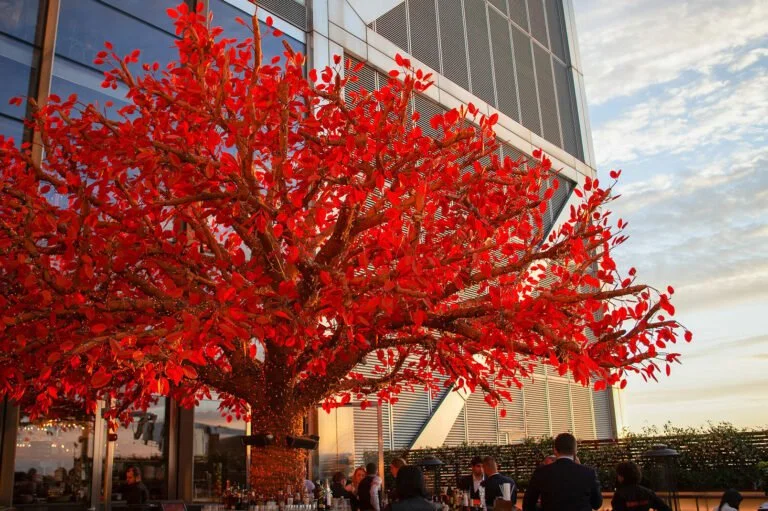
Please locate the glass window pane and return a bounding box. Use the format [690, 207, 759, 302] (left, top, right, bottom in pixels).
[112, 399, 169, 501]
[13, 418, 95, 506]
[0, 0, 43, 44]
[51, 58, 129, 113]
[0, 115, 25, 144]
[0, 34, 39, 119]
[101, 0, 182, 33]
[210, 0, 305, 65]
[193, 398, 247, 501]
[57, 0, 180, 70]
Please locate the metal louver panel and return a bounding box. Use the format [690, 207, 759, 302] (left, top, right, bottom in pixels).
[497, 385, 525, 442]
[542, 175, 572, 235]
[414, 94, 446, 139]
[438, 0, 470, 91]
[507, 0, 528, 31]
[553, 61, 582, 159]
[465, 0, 496, 106]
[571, 385, 596, 440]
[409, 0, 441, 72]
[544, 0, 567, 63]
[465, 390, 498, 444]
[592, 389, 615, 439]
[377, 4, 409, 53]
[487, 0, 507, 15]
[547, 380, 572, 435]
[511, 26, 540, 136]
[258, 0, 307, 29]
[354, 405, 392, 466]
[345, 56, 379, 106]
[533, 45, 561, 148]
[522, 378, 549, 437]
[391, 386, 432, 449]
[444, 405, 468, 446]
[526, 0, 548, 48]
[489, 11, 519, 122]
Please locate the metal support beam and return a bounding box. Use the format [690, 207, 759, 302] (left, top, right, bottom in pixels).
[0, 398, 19, 507]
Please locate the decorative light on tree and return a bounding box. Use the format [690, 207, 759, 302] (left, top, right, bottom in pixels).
[0, 3, 690, 491]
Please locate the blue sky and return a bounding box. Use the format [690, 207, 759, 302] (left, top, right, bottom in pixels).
[574, 0, 768, 430]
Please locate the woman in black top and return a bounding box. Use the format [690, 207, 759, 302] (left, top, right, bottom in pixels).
[390, 466, 434, 511]
[611, 462, 671, 511]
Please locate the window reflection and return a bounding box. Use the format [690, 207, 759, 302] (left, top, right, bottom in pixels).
[210, 0, 305, 66]
[56, 0, 180, 70]
[13, 418, 94, 507]
[0, 0, 43, 43]
[112, 400, 169, 502]
[193, 398, 247, 501]
[0, 0, 43, 145]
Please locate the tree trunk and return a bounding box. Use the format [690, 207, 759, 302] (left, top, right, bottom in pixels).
[249, 408, 308, 495]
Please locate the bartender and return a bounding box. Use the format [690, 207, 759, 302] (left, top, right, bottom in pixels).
[457, 456, 485, 501]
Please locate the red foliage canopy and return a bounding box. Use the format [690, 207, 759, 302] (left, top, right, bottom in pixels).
[0, 4, 689, 424]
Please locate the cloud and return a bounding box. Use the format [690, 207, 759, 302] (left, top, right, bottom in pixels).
[607, 143, 768, 312]
[729, 47, 768, 72]
[592, 69, 768, 166]
[574, 0, 768, 104]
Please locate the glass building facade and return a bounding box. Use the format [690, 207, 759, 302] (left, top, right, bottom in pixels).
[0, 0, 615, 507]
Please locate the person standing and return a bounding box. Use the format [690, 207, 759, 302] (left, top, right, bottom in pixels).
[522, 433, 602, 511]
[457, 456, 485, 501]
[358, 463, 383, 511]
[391, 466, 435, 511]
[713, 489, 743, 511]
[480, 456, 517, 509]
[611, 462, 670, 511]
[332, 472, 352, 499]
[122, 467, 149, 511]
[347, 467, 368, 511]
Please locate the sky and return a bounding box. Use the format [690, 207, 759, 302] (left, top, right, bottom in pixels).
[573, 0, 768, 431]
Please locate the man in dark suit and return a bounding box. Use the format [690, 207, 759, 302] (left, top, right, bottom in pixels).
[480, 456, 517, 509]
[457, 456, 485, 501]
[522, 433, 602, 511]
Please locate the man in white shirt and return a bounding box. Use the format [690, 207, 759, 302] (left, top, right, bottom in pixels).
[457, 456, 485, 501]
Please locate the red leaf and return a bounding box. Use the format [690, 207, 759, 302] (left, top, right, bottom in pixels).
[91, 370, 111, 388]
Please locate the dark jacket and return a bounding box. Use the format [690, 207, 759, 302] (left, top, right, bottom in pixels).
[457, 474, 485, 501]
[358, 475, 379, 511]
[522, 458, 602, 511]
[392, 497, 437, 511]
[332, 482, 352, 499]
[480, 473, 517, 509]
[122, 481, 149, 509]
[611, 485, 671, 511]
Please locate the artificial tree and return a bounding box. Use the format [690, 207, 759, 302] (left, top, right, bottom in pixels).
[0, 3, 689, 491]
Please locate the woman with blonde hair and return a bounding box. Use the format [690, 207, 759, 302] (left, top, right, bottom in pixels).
[346, 466, 367, 511]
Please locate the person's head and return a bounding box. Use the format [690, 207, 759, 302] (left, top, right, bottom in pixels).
[719, 489, 743, 510]
[365, 462, 378, 476]
[126, 466, 141, 485]
[390, 457, 407, 478]
[482, 456, 498, 476]
[332, 471, 345, 485]
[542, 455, 557, 466]
[352, 467, 366, 486]
[395, 465, 426, 500]
[554, 433, 577, 458]
[615, 461, 642, 485]
[470, 456, 484, 477]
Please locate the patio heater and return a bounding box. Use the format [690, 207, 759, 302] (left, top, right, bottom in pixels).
[642, 444, 680, 511]
[417, 455, 444, 498]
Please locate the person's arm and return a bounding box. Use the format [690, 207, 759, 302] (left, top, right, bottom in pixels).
[649, 491, 671, 511]
[588, 470, 602, 510]
[370, 477, 381, 511]
[510, 479, 518, 506]
[521, 471, 540, 511]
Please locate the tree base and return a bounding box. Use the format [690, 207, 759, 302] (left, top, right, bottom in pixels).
[250, 443, 308, 496]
